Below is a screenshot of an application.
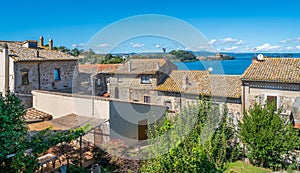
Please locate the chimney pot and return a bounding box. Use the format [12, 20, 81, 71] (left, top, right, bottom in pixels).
[36, 50, 39, 57]
[39, 36, 44, 47]
[182, 75, 188, 90]
[49, 39, 53, 50]
[128, 61, 131, 72]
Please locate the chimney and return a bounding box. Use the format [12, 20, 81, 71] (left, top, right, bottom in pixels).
[36, 50, 40, 57]
[3, 43, 9, 96]
[252, 57, 259, 64]
[39, 36, 44, 47]
[49, 39, 53, 50]
[128, 61, 131, 72]
[182, 75, 188, 90]
[156, 62, 160, 70]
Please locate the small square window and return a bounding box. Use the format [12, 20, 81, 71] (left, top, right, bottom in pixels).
[266, 95, 278, 110]
[141, 76, 151, 84]
[21, 72, 29, 85]
[144, 96, 151, 103]
[117, 76, 122, 83]
[97, 79, 101, 86]
[54, 69, 61, 81]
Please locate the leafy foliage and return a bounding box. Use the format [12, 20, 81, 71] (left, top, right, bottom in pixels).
[141, 99, 237, 172]
[238, 103, 300, 170]
[0, 91, 91, 172]
[78, 50, 124, 64]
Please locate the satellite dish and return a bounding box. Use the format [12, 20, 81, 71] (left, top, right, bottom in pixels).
[208, 67, 213, 73]
[257, 54, 264, 61]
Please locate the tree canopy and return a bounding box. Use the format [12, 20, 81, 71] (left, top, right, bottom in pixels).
[238, 103, 300, 170]
[0, 91, 90, 172]
[169, 50, 197, 62]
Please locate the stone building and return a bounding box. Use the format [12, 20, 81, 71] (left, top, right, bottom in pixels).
[0, 38, 78, 107]
[109, 58, 177, 104]
[75, 64, 122, 96]
[242, 57, 300, 127]
[155, 70, 242, 117]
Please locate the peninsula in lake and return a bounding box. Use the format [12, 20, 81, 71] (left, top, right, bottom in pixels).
[196, 53, 235, 60]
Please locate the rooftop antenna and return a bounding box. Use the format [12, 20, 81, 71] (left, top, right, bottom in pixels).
[254, 48, 257, 58]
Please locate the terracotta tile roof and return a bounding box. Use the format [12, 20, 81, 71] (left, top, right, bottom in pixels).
[242, 58, 300, 83]
[209, 75, 242, 98]
[114, 58, 169, 74]
[79, 64, 122, 74]
[0, 42, 78, 62]
[155, 70, 210, 93]
[25, 108, 53, 122]
[155, 70, 242, 98]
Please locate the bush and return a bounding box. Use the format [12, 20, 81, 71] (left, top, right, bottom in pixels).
[238, 103, 300, 170]
[141, 99, 238, 172]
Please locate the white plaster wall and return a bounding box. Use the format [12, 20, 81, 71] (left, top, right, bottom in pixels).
[32, 90, 109, 120]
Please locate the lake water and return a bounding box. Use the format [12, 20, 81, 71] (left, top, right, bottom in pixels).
[175, 53, 300, 75]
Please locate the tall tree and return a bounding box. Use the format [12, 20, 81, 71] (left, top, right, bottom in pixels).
[0, 91, 89, 172]
[238, 103, 300, 170]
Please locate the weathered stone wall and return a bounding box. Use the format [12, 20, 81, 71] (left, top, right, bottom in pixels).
[243, 83, 300, 114]
[14, 60, 77, 94]
[14, 60, 77, 107]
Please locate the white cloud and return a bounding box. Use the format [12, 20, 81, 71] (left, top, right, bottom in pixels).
[209, 38, 245, 45]
[280, 37, 300, 44]
[71, 43, 85, 48]
[131, 43, 144, 48]
[223, 46, 239, 52]
[155, 44, 161, 48]
[208, 39, 217, 45]
[255, 43, 281, 52]
[97, 43, 111, 48]
[296, 46, 300, 50]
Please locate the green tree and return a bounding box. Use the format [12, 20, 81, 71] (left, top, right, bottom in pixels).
[71, 48, 80, 56]
[142, 99, 237, 172]
[169, 50, 196, 62]
[0, 91, 31, 172]
[238, 103, 300, 170]
[0, 91, 90, 172]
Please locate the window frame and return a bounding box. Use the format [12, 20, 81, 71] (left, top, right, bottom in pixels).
[21, 71, 29, 85]
[144, 96, 151, 103]
[54, 68, 61, 81]
[265, 95, 279, 110]
[141, 75, 151, 84]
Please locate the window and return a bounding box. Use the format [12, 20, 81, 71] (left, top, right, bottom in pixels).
[141, 76, 151, 84]
[97, 79, 101, 87]
[54, 69, 61, 81]
[117, 76, 122, 83]
[21, 72, 29, 85]
[266, 95, 278, 110]
[144, 96, 151, 103]
[115, 87, 119, 99]
[165, 100, 172, 110]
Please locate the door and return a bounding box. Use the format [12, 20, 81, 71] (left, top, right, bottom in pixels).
[138, 119, 148, 140]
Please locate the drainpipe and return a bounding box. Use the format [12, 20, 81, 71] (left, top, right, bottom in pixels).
[38, 62, 41, 90]
[242, 85, 245, 113]
[3, 43, 9, 96]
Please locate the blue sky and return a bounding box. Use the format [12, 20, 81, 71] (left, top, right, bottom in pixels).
[1, 0, 300, 53]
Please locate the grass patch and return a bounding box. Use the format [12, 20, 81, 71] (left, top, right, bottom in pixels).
[225, 161, 271, 173]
